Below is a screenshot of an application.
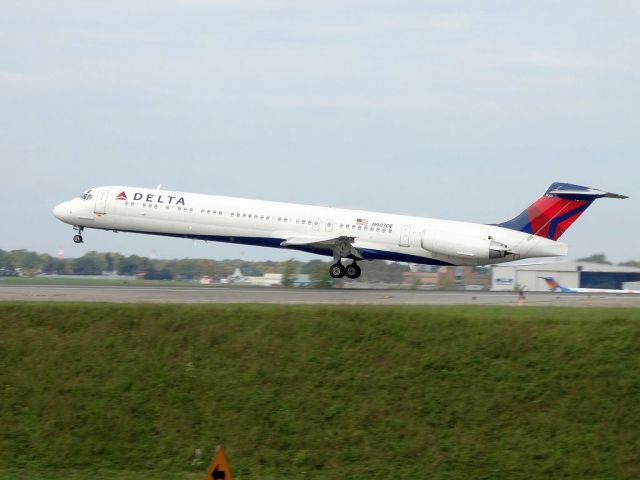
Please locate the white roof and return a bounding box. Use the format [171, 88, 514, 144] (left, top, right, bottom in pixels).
[495, 261, 640, 273]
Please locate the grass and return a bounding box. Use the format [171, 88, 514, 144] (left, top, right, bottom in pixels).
[1, 303, 639, 479]
[0, 277, 195, 287]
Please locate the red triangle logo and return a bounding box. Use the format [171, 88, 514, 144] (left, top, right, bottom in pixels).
[116, 191, 127, 200]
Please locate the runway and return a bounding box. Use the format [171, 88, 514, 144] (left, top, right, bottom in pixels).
[1, 284, 639, 307]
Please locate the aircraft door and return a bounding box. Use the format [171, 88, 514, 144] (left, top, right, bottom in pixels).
[313, 217, 321, 231]
[399, 225, 411, 247]
[325, 219, 334, 233]
[94, 190, 109, 214]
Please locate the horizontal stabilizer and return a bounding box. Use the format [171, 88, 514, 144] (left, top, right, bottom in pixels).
[547, 185, 628, 200]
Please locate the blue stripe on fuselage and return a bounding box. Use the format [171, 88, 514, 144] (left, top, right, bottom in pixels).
[104, 228, 454, 266]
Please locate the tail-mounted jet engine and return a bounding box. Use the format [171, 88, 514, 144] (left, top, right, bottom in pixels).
[421, 231, 510, 260]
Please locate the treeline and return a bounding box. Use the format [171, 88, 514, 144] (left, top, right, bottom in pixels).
[576, 253, 640, 268]
[0, 249, 409, 283]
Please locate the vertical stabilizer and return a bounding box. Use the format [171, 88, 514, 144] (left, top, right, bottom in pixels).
[497, 182, 627, 240]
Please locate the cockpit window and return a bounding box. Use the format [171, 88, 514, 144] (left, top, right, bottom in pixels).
[79, 190, 93, 200]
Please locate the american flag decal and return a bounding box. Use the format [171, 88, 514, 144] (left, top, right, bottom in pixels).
[356, 218, 368, 226]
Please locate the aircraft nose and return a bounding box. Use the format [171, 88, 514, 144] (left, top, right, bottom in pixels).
[53, 201, 70, 221]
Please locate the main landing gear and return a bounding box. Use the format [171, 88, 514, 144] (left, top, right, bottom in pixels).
[330, 261, 361, 279]
[72, 226, 84, 244]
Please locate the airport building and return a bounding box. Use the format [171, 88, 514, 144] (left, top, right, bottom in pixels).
[491, 262, 640, 292]
[403, 266, 491, 290]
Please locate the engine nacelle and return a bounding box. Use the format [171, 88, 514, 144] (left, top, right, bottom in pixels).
[421, 231, 509, 260]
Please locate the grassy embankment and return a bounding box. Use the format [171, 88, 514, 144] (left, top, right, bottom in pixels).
[1, 303, 639, 479]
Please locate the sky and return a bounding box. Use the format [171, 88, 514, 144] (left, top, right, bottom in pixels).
[1, 0, 638, 263]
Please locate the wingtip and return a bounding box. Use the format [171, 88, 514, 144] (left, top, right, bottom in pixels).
[603, 192, 629, 199]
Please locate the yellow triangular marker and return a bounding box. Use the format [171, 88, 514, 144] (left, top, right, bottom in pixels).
[204, 445, 233, 480]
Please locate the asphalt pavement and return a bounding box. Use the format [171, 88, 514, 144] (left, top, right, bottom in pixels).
[1, 284, 639, 307]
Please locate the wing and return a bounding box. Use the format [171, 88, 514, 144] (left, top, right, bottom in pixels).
[281, 235, 364, 259]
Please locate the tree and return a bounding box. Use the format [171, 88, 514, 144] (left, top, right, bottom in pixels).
[41, 257, 62, 274]
[576, 253, 611, 265]
[304, 260, 333, 288]
[105, 253, 114, 272]
[619, 260, 640, 268]
[356, 260, 409, 283]
[117, 255, 142, 275]
[0, 249, 6, 266]
[437, 277, 454, 290]
[281, 259, 296, 288]
[71, 253, 103, 275]
[8, 249, 43, 272]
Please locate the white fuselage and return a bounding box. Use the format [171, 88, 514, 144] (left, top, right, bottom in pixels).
[53, 186, 568, 266]
[562, 287, 640, 294]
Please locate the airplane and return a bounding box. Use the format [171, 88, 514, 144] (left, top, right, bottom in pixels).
[53, 182, 627, 279]
[541, 277, 640, 294]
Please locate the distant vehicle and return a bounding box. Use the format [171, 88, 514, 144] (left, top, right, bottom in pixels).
[0, 268, 19, 277]
[464, 285, 485, 291]
[53, 182, 626, 280]
[541, 277, 640, 294]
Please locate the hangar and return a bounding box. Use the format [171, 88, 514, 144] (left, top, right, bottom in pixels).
[491, 262, 640, 292]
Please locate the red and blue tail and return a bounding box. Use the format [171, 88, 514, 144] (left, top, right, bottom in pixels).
[497, 182, 627, 241]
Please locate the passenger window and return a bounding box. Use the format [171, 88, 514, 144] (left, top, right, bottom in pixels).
[206, 210, 210, 214]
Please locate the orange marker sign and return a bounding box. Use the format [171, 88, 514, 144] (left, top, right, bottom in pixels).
[204, 446, 233, 480]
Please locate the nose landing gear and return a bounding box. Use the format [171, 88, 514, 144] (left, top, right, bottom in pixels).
[72, 226, 84, 243]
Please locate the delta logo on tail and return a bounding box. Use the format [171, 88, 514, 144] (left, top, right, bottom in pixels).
[541, 277, 640, 294]
[116, 191, 127, 201]
[498, 183, 628, 241]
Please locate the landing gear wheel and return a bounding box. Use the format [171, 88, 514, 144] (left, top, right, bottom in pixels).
[345, 263, 361, 279]
[329, 263, 346, 279]
[73, 235, 83, 244]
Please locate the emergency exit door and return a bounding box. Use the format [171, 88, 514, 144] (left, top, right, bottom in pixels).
[399, 225, 411, 247]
